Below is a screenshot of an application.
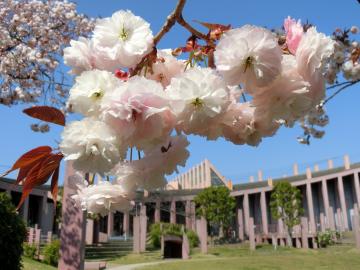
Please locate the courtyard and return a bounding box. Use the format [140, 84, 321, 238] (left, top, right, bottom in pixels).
[23, 243, 360, 270]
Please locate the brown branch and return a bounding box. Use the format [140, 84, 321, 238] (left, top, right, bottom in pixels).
[153, 0, 186, 45]
[323, 80, 359, 106]
[153, 0, 208, 46]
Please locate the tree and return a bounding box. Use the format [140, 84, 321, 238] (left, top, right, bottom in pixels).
[0, 192, 27, 270]
[0, 0, 94, 108]
[194, 186, 236, 238]
[270, 181, 304, 246]
[2, 0, 359, 217]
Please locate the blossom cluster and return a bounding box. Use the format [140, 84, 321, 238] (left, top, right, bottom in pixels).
[63, 10, 336, 214]
[0, 0, 94, 106]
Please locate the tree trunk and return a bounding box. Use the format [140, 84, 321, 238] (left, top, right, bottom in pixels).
[286, 228, 293, 247]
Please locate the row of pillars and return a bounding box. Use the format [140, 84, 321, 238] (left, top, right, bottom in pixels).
[239, 171, 360, 240]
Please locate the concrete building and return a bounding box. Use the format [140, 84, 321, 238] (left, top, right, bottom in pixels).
[0, 177, 55, 234]
[87, 154, 360, 244]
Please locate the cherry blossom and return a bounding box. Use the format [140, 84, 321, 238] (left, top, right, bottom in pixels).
[214, 25, 282, 92]
[60, 118, 125, 174]
[67, 69, 121, 116]
[93, 10, 153, 68]
[101, 76, 176, 149]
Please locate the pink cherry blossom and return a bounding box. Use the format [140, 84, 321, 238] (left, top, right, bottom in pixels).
[101, 76, 176, 149]
[284, 17, 303, 54]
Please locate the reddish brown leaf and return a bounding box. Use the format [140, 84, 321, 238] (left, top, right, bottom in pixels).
[194, 20, 231, 40]
[1, 146, 52, 177]
[16, 155, 48, 184]
[23, 106, 65, 126]
[50, 167, 59, 204]
[16, 152, 63, 209]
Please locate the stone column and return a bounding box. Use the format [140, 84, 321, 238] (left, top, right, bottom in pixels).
[190, 202, 196, 231]
[320, 213, 326, 232]
[249, 217, 256, 250]
[328, 159, 334, 169]
[321, 179, 330, 224]
[140, 205, 147, 252]
[306, 182, 316, 233]
[354, 173, 360, 206]
[328, 206, 336, 230]
[237, 208, 244, 241]
[40, 194, 50, 232]
[301, 217, 309, 249]
[107, 212, 114, 238]
[22, 197, 29, 225]
[28, 227, 34, 244]
[133, 216, 140, 253]
[123, 212, 130, 239]
[170, 200, 176, 224]
[336, 208, 344, 231]
[260, 191, 268, 235]
[243, 193, 250, 236]
[196, 217, 207, 254]
[58, 162, 86, 270]
[182, 233, 190, 259]
[293, 163, 299, 176]
[85, 219, 94, 245]
[353, 209, 360, 249]
[258, 170, 263, 182]
[185, 200, 191, 230]
[337, 176, 349, 230]
[154, 200, 161, 223]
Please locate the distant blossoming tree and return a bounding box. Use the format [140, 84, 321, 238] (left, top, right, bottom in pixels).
[2, 0, 359, 217]
[0, 0, 94, 111]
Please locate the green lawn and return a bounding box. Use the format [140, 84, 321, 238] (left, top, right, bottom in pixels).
[141, 244, 360, 270]
[22, 257, 56, 270]
[22, 244, 360, 270]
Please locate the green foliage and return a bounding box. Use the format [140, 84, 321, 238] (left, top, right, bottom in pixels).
[23, 243, 37, 258]
[43, 239, 60, 266]
[186, 229, 199, 248]
[0, 192, 27, 270]
[149, 222, 198, 248]
[270, 181, 304, 231]
[316, 230, 341, 248]
[194, 186, 236, 230]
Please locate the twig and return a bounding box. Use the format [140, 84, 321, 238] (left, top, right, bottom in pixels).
[326, 81, 353, 90]
[323, 80, 359, 105]
[153, 0, 208, 45]
[153, 0, 187, 45]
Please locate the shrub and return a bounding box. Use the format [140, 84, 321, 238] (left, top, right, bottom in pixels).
[316, 230, 340, 248]
[23, 243, 37, 258]
[43, 239, 60, 266]
[186, 229, 199, 248]
[149, 222, 199, 249]
[0, 192, 27, 270]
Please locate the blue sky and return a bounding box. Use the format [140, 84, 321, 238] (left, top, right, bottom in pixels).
[1, 0, 359, 185]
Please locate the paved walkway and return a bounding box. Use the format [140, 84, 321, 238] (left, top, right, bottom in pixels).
[108, 259, 181, 270]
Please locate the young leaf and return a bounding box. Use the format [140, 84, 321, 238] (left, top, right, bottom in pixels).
[1, 146, 52, 177]
[23, 106, 65, 126]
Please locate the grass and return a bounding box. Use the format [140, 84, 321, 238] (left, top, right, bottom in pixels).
[22, 243, 360, 270]
[140, 244, 360, 270]
[22, 257, 56, 270]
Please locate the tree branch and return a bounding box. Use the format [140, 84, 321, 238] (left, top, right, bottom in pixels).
[153, 0, 208, 46]
[323, 80, 359, 106]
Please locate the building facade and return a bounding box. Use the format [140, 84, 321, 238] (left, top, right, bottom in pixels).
[91, 155, 360, 244]
[0, 177, 55, 234]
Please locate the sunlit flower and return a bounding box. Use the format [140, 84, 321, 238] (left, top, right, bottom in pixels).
[93, 10, 153, 68]
[144, 135, 190, 175]
[144, 49, 185, 87]
[215, 25, 282, 92]
[60, 118, 125, 174]
[67, 70, 121, 116]
[166, 67, 230, 135]
[296, 27, 335, 79]
[72, 180, 134, 216]
[101, 76, 176, 149]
